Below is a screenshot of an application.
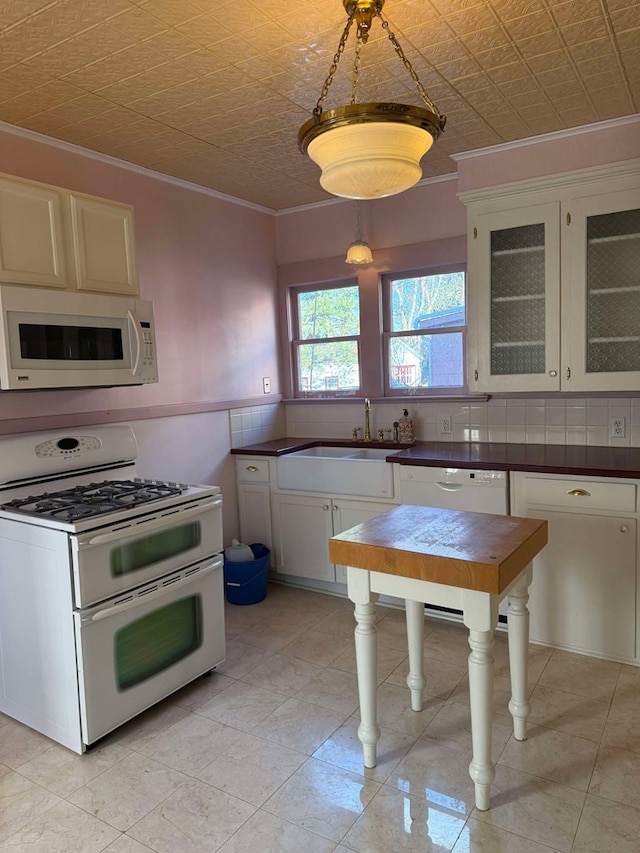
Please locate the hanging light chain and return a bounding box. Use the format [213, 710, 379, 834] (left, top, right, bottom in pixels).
[377, 11, 445, 123]
[313, 16, 355, 119]
[312, 2, 445, 128]
[351, 36, 363, 104]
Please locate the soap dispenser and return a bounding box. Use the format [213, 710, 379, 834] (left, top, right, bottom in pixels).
[398, 409, 414, 444]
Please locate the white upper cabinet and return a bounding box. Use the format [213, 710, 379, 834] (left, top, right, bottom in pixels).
[0, 172, 139, 296]
[564, 188, 640, 392]
[470, 202, 561, 392]
[0, 176, 69, 289]
[464, 161, 640, 393]
[69, 194, 138, 296]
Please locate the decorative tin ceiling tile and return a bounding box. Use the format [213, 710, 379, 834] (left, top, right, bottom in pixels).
[0, 0, 637, 209]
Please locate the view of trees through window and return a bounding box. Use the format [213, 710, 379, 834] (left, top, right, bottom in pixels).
[296, 285, 360, 393]
[388, 271, 465, 390]
[292, 271, 466, 396]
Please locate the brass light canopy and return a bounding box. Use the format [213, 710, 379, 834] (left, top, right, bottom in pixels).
[298, 0, 446, 200]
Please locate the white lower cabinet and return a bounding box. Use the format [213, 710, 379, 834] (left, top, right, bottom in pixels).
[236, 457, 273, 561]
[511, 472, 639, 662]
[237, 484, 272, 554]
[271, 493, 396, 583]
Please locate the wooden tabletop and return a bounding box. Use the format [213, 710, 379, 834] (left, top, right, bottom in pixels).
[328, 505, 548, 594]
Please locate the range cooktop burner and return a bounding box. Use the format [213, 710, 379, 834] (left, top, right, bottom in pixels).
[1, 479, 186, 522]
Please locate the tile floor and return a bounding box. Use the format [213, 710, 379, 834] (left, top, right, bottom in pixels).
[1, 584, 640, 852]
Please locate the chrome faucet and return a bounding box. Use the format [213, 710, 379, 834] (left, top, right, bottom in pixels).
[364, 398, 372, 443]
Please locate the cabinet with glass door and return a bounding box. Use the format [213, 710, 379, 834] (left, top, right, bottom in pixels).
[465, 162, 640, 393]
[564, 188, 640, 391]
[468, 202, 561, 392]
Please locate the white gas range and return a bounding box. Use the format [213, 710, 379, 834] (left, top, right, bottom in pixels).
[0, 425, 225, 753]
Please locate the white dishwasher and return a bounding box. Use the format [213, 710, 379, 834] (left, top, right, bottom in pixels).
[398, 465, 510, 623]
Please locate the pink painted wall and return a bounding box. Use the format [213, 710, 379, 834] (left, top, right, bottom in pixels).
[456, 117, 640, 193]
[0, 127, 279, 428]
[275, 175, 465, 266]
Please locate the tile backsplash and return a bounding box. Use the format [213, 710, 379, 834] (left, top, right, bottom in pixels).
[285, 397, 640, 448]
[230, 398, 640, 448]
[229, 403, 286, 448]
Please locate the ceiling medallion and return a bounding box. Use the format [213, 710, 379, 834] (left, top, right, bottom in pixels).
[298, 0, 446, 200]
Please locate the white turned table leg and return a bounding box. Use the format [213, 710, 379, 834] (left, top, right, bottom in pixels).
[353, 599, 380, 768]
[507, 564, 533, 742]
[405, 598, 425, 711]
[467, 628, 496, 811]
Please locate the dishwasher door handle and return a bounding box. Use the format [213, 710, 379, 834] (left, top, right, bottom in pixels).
[434, 481, 464, 491]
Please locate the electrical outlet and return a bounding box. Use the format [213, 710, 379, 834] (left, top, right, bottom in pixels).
[262, 377, 271, 394]
[440, 415, 452, 435]
[610, 416, 625, 438]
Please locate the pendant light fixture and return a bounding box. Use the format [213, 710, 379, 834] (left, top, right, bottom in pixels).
[298, 0, 446, 201]
[345, 201, 373, 265]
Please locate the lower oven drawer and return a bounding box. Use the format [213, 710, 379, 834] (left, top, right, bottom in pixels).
[70, 496, 222, 606]
[73, 556, 225, 745]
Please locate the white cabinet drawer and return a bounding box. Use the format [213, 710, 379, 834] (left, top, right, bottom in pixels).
[523, 477, 636, 513]
[235, 457, 270, 484]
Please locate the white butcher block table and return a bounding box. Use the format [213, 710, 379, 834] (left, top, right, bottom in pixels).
[328, 503, 548, 811]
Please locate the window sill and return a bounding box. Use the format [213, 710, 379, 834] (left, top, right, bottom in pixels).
[283, 393, 490, 404]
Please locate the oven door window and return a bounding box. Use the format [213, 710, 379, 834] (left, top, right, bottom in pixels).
[111, 521, 201, 577]
[115, 595, 202, 690]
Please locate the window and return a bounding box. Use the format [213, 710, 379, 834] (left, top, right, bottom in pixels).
[291, 283, 361, 396]
[384, 268, 466, 393]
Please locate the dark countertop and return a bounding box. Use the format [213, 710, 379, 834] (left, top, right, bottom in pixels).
[231, 438, 640, 479]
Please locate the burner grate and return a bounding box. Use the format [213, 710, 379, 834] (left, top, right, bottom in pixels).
[1, 479, 186, 522]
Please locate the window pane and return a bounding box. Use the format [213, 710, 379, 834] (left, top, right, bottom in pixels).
[389, 332, 463, 388]
[298, 286, 360, 340]
[297, 340, 360, 392]
[390, 273, 465, 332]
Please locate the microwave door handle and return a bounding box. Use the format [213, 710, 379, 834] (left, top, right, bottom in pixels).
[128, 309, 142, 376]
[80, 559, 222, 623]
[77, 498, 223, 548]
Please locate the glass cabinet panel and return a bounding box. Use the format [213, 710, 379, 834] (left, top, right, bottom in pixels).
[470, 202, 560, 392]
[585, 207, 640, 374]
[490, 223, 546, 376]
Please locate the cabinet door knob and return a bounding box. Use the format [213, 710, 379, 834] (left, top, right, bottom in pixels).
[322, 504, 330, 511]
[548, 369, 557, 377]
[620, 525, 629, 534]
[567, 488, 590, 497]
[246, 465, 259, 472]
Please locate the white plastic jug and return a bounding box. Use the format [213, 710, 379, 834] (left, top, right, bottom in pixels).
[225, 539, 254, 562]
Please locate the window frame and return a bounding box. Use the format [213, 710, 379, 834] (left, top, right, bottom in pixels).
[381, 264, 467, 396]
[290, 279, 363, 398]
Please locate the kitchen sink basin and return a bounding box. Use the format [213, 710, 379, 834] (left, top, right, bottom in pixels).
[287, 446, 358, 459]
[276, 446, 394, 497]
[347, 448, 392, 460]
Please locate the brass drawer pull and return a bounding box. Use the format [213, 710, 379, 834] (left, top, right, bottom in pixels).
[246, 465, 259, 472]
[567, 488, 590, 497]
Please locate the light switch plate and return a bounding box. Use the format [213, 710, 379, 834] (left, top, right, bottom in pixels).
[263, 377, 271, 394]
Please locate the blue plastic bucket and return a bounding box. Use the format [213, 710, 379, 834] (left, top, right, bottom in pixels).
[224, 543, 270, 605]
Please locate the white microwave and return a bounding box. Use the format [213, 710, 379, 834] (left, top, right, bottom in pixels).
[0, 285, 158, 390]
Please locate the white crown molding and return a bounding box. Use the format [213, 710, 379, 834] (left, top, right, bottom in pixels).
[451, 115, 640, 161]
[0, 119, 275, 215]
[458, 158, 640, 205]
[276, 172, 458, 216]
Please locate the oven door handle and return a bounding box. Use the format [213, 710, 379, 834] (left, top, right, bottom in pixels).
[80, 558, 222, 623]
[77, 498, 222, 547]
